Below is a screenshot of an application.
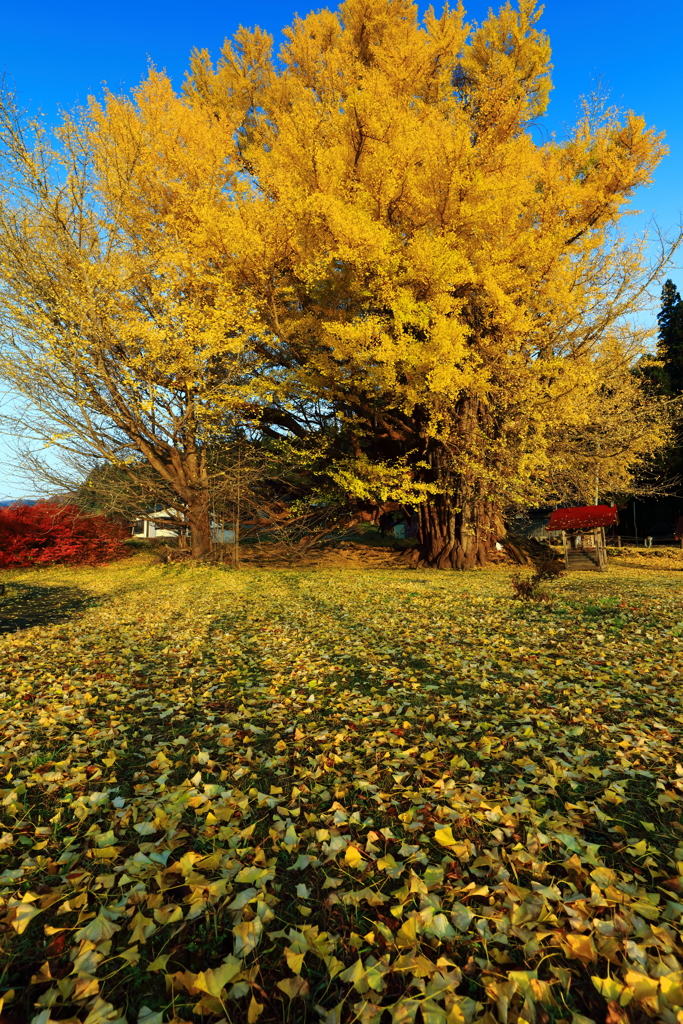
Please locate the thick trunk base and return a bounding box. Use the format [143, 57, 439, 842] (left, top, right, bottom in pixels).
[414, 537, 489, 570]
[415, 491, 502, 570]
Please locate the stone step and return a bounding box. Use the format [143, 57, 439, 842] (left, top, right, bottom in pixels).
[566, 550, 601, 571]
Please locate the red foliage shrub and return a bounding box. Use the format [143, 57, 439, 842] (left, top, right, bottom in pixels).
[0, 502, 128, 568]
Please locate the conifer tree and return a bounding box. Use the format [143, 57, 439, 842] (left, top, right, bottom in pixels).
[657, 279, 683, 395]
[632, 279, 683, 490]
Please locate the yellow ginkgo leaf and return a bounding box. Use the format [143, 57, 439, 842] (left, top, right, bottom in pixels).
[146, 954, 170, 973]
[9, 902, 41, 935]
[129, 911, 155, 944]
[285, 948, 306, 975]
[73, 912, 120, 944]
[434, 826, 457, 848]
[660, 972, 683, 1007]
[195, 958, 242, 998]
[344, 845, 364, 869]
[277, 976, 309, 1000]
[247, 995, 264, 1022]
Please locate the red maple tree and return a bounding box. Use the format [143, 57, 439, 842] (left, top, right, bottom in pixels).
[0, 502, 128, 567]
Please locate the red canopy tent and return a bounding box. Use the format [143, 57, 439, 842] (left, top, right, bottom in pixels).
[547, 505, 619, 532]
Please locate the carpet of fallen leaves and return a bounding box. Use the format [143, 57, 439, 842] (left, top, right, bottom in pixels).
[1, 557, 682, 1024]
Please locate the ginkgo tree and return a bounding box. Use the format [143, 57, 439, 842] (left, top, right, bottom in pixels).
[186, 0, 677, 566]
[0, 74, 273, 557]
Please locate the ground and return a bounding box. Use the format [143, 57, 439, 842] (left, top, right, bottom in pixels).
[0, 554, 682, 1024]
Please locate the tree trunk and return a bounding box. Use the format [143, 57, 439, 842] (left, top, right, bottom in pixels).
[416, 482, 499, 569]
[188, 498, 212, 559]
[234, 447, 241, 568]
[412, 402, 504, 569]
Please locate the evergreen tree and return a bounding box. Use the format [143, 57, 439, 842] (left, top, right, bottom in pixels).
[633, 280, 683, 489]
[657, 279, 683, 395]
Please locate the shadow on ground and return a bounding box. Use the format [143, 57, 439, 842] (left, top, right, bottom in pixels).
[0, 582, 95, 633]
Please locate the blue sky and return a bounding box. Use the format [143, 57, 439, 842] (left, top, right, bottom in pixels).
[1, 0, 682, 495]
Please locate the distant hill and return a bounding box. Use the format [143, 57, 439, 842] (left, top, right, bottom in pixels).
[0, 499, 38, 507]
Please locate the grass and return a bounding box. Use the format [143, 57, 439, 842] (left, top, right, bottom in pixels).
[0, 555, 682, 1024]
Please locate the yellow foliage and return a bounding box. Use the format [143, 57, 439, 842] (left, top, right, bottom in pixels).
[185, 0, 675, 566]
[0, 0, 677, 571]
[0, 72, 273, 556]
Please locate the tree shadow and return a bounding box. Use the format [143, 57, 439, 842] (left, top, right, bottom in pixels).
[0, 582, 95, 633]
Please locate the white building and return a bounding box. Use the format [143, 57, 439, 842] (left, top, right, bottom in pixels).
[131, 509, 234, 543]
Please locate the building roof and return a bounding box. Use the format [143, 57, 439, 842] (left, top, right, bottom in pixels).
[547, 505, 619, 531]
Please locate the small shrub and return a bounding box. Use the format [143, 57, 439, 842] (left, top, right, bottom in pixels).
[511, 558, 565, 601]
[0, 501, 127, 567]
